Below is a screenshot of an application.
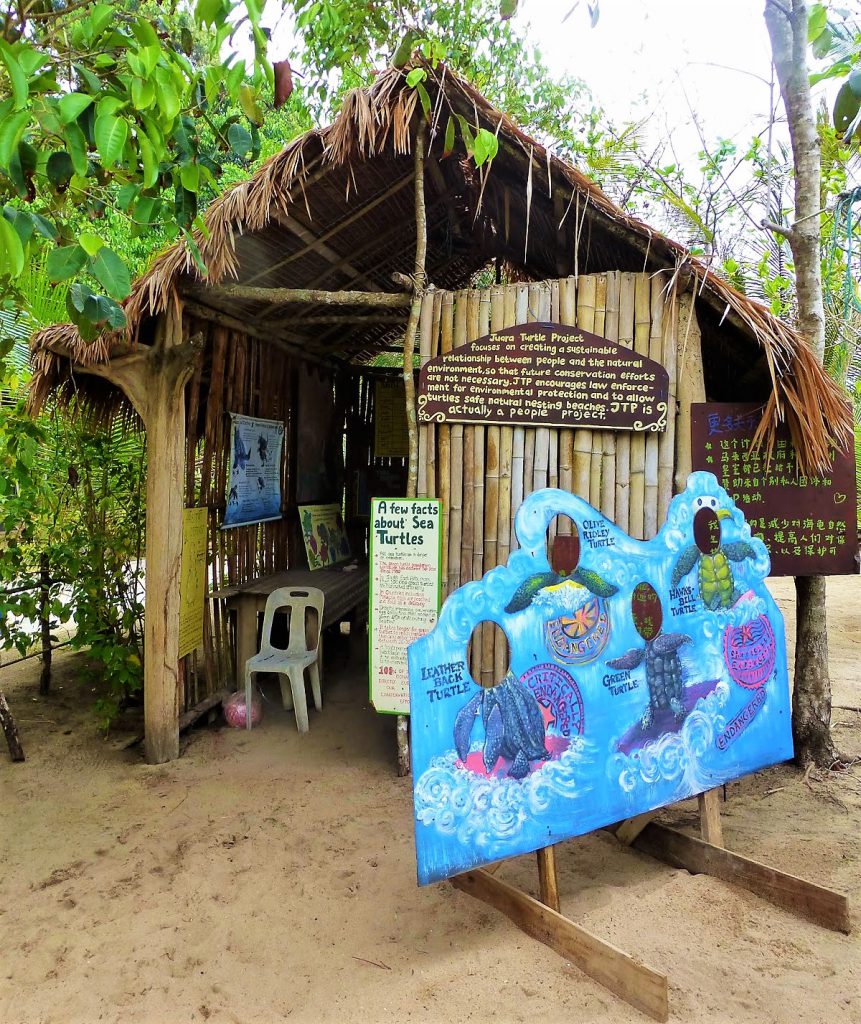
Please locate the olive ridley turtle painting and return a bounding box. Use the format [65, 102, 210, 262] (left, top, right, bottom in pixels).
[408, 472, 793, 886]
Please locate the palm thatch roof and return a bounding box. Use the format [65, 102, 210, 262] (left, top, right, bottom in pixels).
[31, 59, 850, 469]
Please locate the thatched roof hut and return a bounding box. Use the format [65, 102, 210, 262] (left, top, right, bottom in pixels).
[32, 60, 847, 462]
[29, 61, 852, 765]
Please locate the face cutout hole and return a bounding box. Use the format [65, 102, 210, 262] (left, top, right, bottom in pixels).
[467, 620, 511, 689]
[693, 504, 722, 556]
[632, 582, 662, 641]
[548, 516, 580, 574]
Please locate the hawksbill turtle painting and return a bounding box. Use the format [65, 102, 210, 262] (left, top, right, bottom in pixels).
[407, 475, 793, 886]
[672, 494, 757, 610]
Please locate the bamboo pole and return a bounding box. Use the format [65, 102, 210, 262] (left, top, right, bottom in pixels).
[557, 277, 577, 520]
[460, 289, 477, 594]
[644, 276, 665, 538]
[589, 274, 607, 509]
[615, 273, 636, 534]
[573, 275, 596, 500]
[417, 288, 435, 498]
[674, 290, 706, 493]
[656, 281, 678, 526]
[438, 291, 454, 591]
[549, 279, 560, 510]
[600, 271, 620, 521]
[533, 283, 552, 495]
[476, 290, 492, 684]
[629, 274, 651, 539]
[449, 290, 468, 595]
[510, 285, 529, 549]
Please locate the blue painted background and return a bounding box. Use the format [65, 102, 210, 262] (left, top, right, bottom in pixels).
[408, 472, 793, 885]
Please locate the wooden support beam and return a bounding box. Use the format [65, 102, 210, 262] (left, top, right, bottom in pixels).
[611, 812, 659, 846]
[184, 284, 413, 308]
[536, 845, 561, 913]
[633, 823, 851, 934]
[698, 790, 724, 847]
[452, 869, 669, 1022]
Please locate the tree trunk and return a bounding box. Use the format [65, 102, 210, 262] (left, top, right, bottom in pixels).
[764, 0, 835, 767]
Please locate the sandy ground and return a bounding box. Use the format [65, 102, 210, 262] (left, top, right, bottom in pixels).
[1, 577, 859, 1024]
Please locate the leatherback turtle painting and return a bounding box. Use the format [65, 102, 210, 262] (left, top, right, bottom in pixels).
[408, 473, 792, 886]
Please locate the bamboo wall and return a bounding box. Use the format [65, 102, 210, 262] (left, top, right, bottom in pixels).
[416, 273, 682, 686]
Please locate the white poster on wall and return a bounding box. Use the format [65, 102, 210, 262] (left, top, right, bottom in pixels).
[369, 498, 442, 715]
[222, 414, 284, 529]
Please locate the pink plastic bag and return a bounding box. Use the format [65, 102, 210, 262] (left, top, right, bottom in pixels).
[222, 690, 262, 729]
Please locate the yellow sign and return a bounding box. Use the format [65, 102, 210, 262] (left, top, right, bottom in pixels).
[179, 507, 209, 659]
[374, 378, 409, 458]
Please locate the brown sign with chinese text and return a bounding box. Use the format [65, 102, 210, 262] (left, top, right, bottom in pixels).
[417, 322, 669, 431]
[691, 402, 858, 576]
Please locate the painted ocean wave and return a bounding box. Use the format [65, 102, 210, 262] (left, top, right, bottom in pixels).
[414, 738, 597, 853]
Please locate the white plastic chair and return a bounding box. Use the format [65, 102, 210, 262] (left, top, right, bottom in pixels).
[244, 587, 325, 733]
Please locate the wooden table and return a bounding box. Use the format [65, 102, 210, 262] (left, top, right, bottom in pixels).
[215, 566, 369, 685]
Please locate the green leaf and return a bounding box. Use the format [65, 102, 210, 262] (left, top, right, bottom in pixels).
[47, 244, 88, 282]
[416, 82, 431, 119]
[87, 5, 115, 40]
[182, 229, 208, 277]
[131, 18, 160, 47]
[2, 205, 33, 246]
[155, 71, 180, 122]
[0, 43, 28, 110]
[808, 3, 827, 42]
[64, 122, 89, 177]
[29, 212, 57, 240]
[131, 78, 155, 111]
[238, 84, 262, 125]
[473, 128, 498, 168]
[58, 93, 94, 124]
[443, 116, 455, 158]
[94, 114, 129, 166]
[138, 133, 159, 188]
[180, 162, 200, 193]
[227, 122, 252, 157]
[90, 246, 131, 300]
[849, 67, 861, 99]
[406, 68, 426, 87]
[79, 232, 104, 256]
[0, 110, 31, 167]
[196, 0, 223, 27]
[46, 150, 75, 190]
[834, 81, 861, 139]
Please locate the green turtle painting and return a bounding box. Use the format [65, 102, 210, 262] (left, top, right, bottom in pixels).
[672, 495, 756, 610]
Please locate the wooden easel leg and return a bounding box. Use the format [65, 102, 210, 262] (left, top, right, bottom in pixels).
[698, 789, 723, 847]
[536, 844, 561, 913]
[396, 714, 410, 776]
[633, 823, 850, 934]
[452, 868, 669, 1022]
[611, 811, 658, 846]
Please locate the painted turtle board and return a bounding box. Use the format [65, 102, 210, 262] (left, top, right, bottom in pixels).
[298, 503, 351, 570]
[417, 321, 669, 432]
[370, 499, 442, 715]
[408, 473, 793, 885]
[691, 402, 858, 576]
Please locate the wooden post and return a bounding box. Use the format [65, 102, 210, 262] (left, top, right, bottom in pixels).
[398, 126, 428, 777]
[674, 290, 706, 493]
[143, 310, 198, 765]
[698, 790, 724, 847]
[536, 845, 561, 913]
[38, 553, 51, 696]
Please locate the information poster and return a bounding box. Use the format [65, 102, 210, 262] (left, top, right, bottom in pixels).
[691, 402, 858, 576]
[299, 503, 351, 569]
[370, 498, 442, 715]
[222, 414, 284, 529]
[178, 507, 209, 659]
[417, 321, 669, 431]
[374, 378, 409, 457]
